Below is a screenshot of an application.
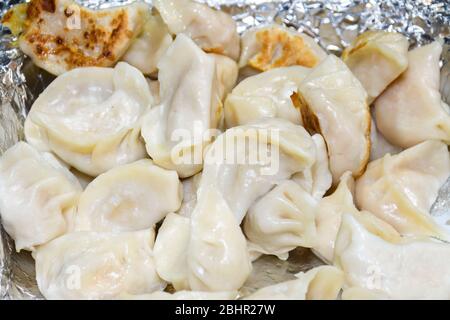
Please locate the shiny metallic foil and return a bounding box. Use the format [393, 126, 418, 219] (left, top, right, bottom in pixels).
[0, 0, 449, 299]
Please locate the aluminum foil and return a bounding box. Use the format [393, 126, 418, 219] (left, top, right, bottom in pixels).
[0, 0, 450, 300]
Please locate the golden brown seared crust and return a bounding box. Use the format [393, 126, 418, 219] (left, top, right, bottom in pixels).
[249, 28, 319, 71]
[17, 0, 144, 74]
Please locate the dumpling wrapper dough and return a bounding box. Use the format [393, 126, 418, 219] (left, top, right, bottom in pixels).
[141, 34, 222, 178]
[239, 24, 327, 71]
[0, 142, 81, 251]
[188, 187, 252, 292]
[243, 180, 318, 260]
[121, 290, 237, 300]
[154, 213, 190, 290]
[224, 66, 311, 128]
[15, 0, 148, 75]
[153, 0, 240, 60]
[243, 266, 343, 300]
[335, 214, 450, 299]
[25, 62, 153, 176]
[34, 229, 165, 300]
[342, 31, 409, 103]
[375, 41, 450, 148]
[122, 11, 173, 75]
[75, 159, 182, 232]
[298, 55, 370, 184]
[355, 140, 450, 239]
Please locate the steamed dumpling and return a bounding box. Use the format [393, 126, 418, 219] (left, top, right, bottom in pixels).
[0, 142, 81, 251]
[298, 55, 370, 183]
[153, 213, 190, 290]
[239, 24, 327, 72]
[122, 11, 173, 75]
[75, 160, 182, 232]
[355, 140, 450, 238]
[292, 134, 332, 200]
[342, 31, 409, 103]
[188, 187, 252, 292]
[335, 214, 450, 299]
[34, 229, 165, 300]
[375, 42, 450, 148]
[177, 173, 202, 217]
[243, 180, 317, 260]
[153, 0, 240, 60]
[314, 171, 401, 263]
[243, 266, 343, 300]
[141, 34, 221, 178]
[224, 66, 311, 128]
[13, 0, 148, 75]
[199, 118, 317, 224]
[369, 117, 402, 161]
[210, 53, 239, 104]
[25, 62, 152, 176]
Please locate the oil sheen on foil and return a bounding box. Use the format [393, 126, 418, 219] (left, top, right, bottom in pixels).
[0, 0, 449, 299]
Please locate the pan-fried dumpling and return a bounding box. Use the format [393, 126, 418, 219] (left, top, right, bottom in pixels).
[153, 0, 240, 60]
[224, 66, 310, 128]
[141, 34, 221, 178]
[292, 134, 332, 200]
[334, 214, 450, 299]
[375, 42, 450, 148]
[314, 171, 401, 263]
[122, 12, 173, 75]
[75, 160, 182, 232]
[355, 140, 450, 238]
[0, 142, 81, 251]
[8, 0, 148, 75]
[121, 290, 237, 300]
[25, 62, 152, 176]
[342, 31, 409, 103]
[298, 55, 370, 183]
[34, 229, 165, 299]
[243, 266, 343, 300]
[239, 24, 327, 72]
[154, 213, 190, 290]
[243, 181, 317, 260]
[199, 118, 317, 224]
[188, 187, 252, 292]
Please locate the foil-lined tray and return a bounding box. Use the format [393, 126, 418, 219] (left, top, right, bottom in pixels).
[0, 0, 449, 300]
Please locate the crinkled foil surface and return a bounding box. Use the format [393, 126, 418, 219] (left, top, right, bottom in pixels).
[0, 0, 449, 299]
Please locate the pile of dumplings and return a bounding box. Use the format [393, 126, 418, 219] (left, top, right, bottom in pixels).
[1, 0, 450, 300]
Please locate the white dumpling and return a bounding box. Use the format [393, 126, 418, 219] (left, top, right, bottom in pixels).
[75, 160, 182, 232]
[239, 24, 327, 72]
[199, 118, 317, 224]
[341, 287, 389, 300]
[292, 134, 332, 200]
[141, 34, 221, 178]
[298, 55, 370, 183]
[188, 187, 252, 292]
[243, 180, 317, 260]
[314, 171, 401, 263]
[375, 42, 450, 148]
[335, 214, 450, 299]
[355, 140, 450, 238]
[70, 168, 93, 190]
[153, 0, 240, 60]
[342, 31, 409, 103]
[14, 0, 148, 75]
[34, 229, 165, 299]
[121, 290, 237, 300]
[154, 213, 190, 290]
[0, 142, 81, 251]
[243, 266, 343, 300]
[210, 53, 239, 104]
[224, 66, 311, 128]
[177, 173, 202, 218]
[25, 62, 152, 176]
[122, 12, 173, 75]
[369, 117, 402, 161]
